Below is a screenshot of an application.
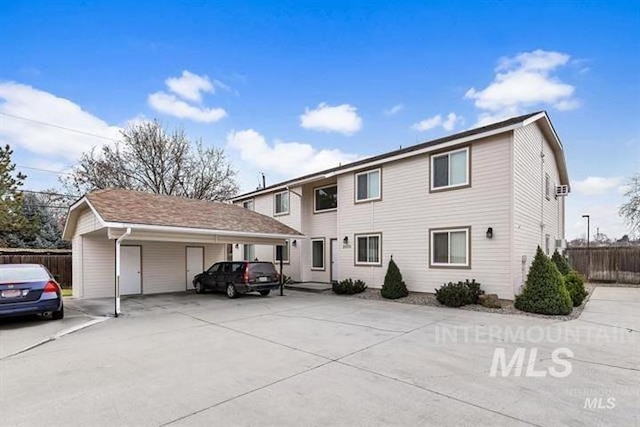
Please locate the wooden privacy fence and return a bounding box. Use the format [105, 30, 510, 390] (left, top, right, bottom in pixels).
[566, 247, 640, 284]
[0, 249, 72, 289]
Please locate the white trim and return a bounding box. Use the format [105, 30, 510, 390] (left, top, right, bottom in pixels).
[103, 222, 301, 240]
[311, 238, 325, 270]
[430, 147, 470, 191]
[242, 199, 255, 211]
[313, 184, 338, 213]
[430, 228, 470, 267]
[62, 198, 107, 240]
[274, 190, 290, 216]
[355, 233, 382, 266]
[354, 168, 382, 202]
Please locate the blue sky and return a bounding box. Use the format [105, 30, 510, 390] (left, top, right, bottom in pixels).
[0, 1, 638, 239]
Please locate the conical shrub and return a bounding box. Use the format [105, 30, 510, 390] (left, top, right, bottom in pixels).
[380, 257, 408, 299]
[515, 246, 572, 315]
[551, 250, 571, 275]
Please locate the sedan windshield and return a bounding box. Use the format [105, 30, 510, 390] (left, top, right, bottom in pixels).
[0, 267, 50, 283]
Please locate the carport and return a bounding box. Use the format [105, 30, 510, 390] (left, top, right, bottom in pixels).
[63, 189, 303, 315]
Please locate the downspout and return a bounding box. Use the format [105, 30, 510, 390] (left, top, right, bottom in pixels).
[115, 228, 132, 317]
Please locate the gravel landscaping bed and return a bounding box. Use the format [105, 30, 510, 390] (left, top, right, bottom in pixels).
[350, 283, 598, 321]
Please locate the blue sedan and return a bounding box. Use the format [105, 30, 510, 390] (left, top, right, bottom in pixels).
[0, 264, 64, 320]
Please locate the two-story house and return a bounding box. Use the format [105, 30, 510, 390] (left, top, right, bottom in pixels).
[231, 111, 569, 299]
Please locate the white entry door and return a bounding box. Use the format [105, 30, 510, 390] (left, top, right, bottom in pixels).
[186, 247, 204, 290]
[330, 239, 339, 282]
[121, 246, 141, 295]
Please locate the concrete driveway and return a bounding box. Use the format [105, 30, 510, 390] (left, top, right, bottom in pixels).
[0, 287, 638, 426]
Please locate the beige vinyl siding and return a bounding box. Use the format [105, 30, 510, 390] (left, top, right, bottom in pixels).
[300, 180, 337, 282]
[512, 123, 565, 295]
[76, 208, 102, 235]
[337, 133, 513, 298]
[81, 233, 115, 299]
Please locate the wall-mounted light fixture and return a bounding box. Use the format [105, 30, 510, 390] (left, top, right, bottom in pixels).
[234, 243, 239, 249]
[292, 239, 297, 247]
[343, 236, 349, 245]
[486, 227, 493, 239]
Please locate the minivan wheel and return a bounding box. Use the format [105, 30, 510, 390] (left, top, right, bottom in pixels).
[259, 290, 270, 297]
[195, 281, 204, 294]
[226, 284, 237, 299]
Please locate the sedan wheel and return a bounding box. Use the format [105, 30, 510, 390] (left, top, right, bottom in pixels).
[226, 284, 237, 299]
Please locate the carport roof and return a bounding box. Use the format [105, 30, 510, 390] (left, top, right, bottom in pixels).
[64, 188, 302, 239]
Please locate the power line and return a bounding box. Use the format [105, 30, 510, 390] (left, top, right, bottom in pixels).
[20, 189, 79, 198]
[0, 111, 120, 142]
[17, 164, 74, 176]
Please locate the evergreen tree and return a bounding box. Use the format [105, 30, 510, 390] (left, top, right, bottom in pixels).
[0, 145, 36, 245]
[380, 256, 408, 299]
[515, 247, 572, 315]
[551, 249, 571, 275]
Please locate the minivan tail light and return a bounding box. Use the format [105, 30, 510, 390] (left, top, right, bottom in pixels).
[43, 281, 60, 294]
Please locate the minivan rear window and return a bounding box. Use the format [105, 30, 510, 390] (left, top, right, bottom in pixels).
[0, 266, 50, 283]
[248, 263, 276, 275]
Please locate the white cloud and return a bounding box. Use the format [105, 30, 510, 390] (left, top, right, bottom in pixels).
[165, 70, 215, 103]
[226, 129, 359, 190]
[0, 81, 121, 160]
[573, 176, 622, 196]
[300, 103, 362, 135]
[148, 92, 227, 123]
[465, 49, 579, 126]
[412, 112, 460, 132]
[148, 70, 228, 123]
[383, 104, 404, 116]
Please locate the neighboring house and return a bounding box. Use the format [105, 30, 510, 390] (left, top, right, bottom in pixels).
[231, 111, 569, 299]
[63, 189, 302, 305]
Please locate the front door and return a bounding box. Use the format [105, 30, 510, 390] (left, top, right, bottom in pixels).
[330, 239, 339, 282]
[186, 247, 204, 290]
[121, 246, 142, 295]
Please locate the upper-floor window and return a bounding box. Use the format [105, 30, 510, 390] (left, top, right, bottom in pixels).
[355, 169, 381, 202]
[545, 173, 551, 200]
[274, 190, 289, 215]
[431, 147, 469, 191]
[243, 199, 254, 210]
[314, 185, 337, 212]
[430, 227, 470, 267]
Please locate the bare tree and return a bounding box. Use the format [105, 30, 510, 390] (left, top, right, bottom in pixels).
[64, 120, 239, 201]
[619, 173, 640, 236]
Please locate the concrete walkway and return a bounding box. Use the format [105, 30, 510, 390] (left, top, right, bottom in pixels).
[0, 287, 638, 426]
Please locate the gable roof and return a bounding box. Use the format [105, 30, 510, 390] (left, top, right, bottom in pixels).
[63, 189, 302, 240]
[233, 111, 568, 201]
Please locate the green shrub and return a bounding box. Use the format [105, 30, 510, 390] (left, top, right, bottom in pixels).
[435, 279, 483, 307]
[515, 247, 572, 315]
[551, 250, 571, 275]
[564, 270, 588, 306]
[332, 278, 367, 295]
[380, 257, 408, 299]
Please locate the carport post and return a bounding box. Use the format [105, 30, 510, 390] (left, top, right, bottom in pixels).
[279, 257, 284, 296]
[115, 228, 132, 317]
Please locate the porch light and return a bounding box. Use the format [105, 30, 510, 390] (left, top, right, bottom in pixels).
[486, 227, 493, 239]
[343, 236, 349, 245]
[292, 240, 297, 247]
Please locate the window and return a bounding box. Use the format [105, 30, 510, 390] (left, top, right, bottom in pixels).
[545, 174, 551, 200]
[355, 169, 381, 202]
[431, 147, 469, 191]
[355, 234, 381, 265]
[275, 241, 290, 263]
[430, 228, 470, 267]
[243, 244, 255, 261]
[314, 185, 338, 212]
[545, 234, 551, 255]
[311, 239, 325, 269]
[274, 191, 289, 215]
[226, 244, 233, 261]
[243, 199, 254, 210]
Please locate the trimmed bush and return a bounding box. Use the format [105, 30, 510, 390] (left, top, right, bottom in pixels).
[515, 247, 573, 315]
[332, 278, 367, 295]
[435, 279, 484, 307]
[380, 257, 408, 299]
[551, 250, 571, 276]
[564, 270, 588, 307]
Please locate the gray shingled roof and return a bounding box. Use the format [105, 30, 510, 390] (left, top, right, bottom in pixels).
[85, 189, 302, 236]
